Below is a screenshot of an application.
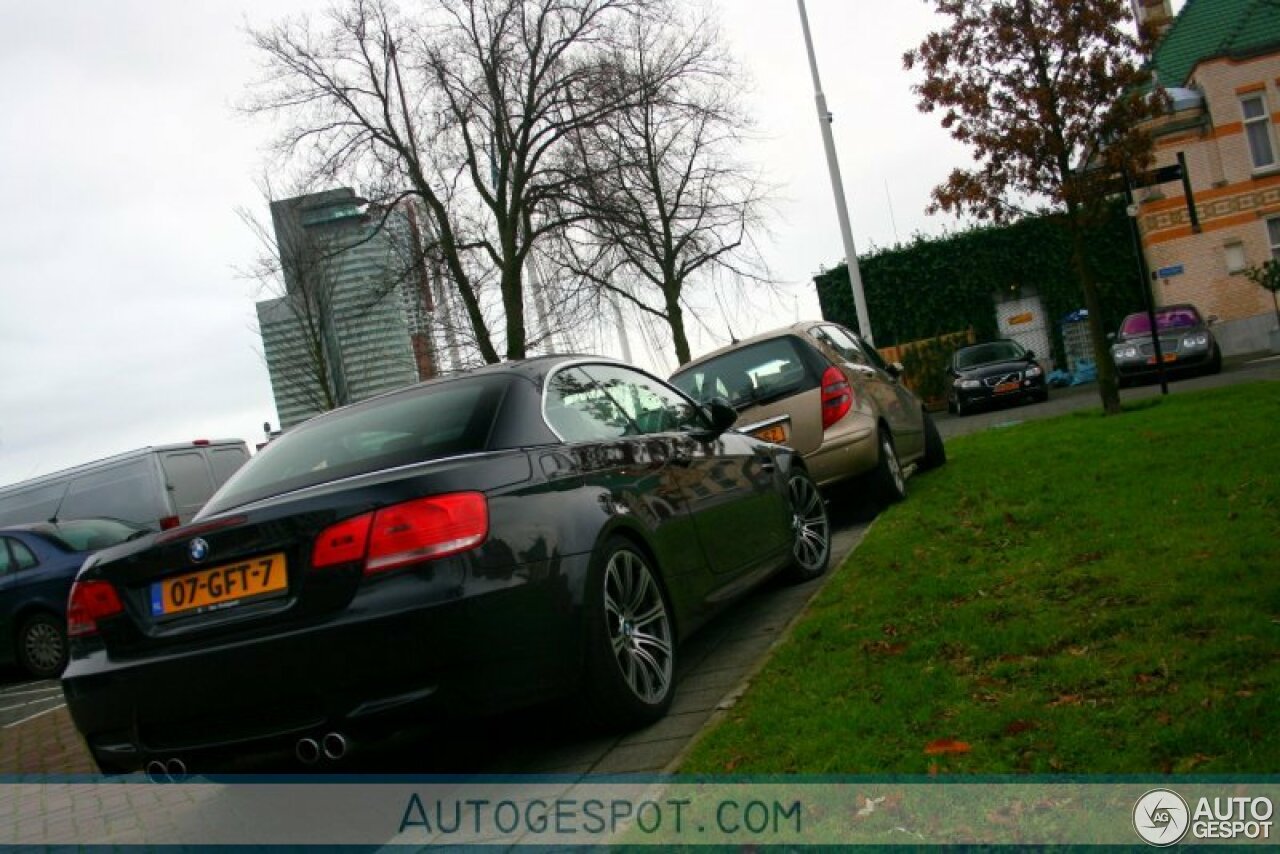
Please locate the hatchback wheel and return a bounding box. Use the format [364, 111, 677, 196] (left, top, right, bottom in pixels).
[871, 431, 907, 506]
[17, 612, 67, 679]
[785, 469, 830, 582]
[583, 538, 675, 728]
[920, 412, 946, 470]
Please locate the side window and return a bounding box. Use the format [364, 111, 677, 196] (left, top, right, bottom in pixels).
[0, 539, 14, 577]
[9, 540, 38, 571]
[60, 461, 159, 525]
[545, 367, 634, 443]
[814, 325, 869, 366]
[580, 364, 707, 435]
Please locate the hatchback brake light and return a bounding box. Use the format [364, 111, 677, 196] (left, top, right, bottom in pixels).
[820, 366, 853, 429]
[67, 580, 123, 638]
[311, 492, 488, 574]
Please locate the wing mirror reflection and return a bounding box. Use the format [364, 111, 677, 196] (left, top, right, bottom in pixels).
[696, 398, 738, 440]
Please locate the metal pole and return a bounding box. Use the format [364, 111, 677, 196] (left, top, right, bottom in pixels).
[796, 0, 874, 345]
[1122, 166, 1169, 396]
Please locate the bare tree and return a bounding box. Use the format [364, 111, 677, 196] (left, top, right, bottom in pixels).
[245, 0, 660, 363]
[553, 6, 769, 366]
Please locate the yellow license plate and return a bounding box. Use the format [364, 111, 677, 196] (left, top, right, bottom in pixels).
[752, 423, 789, 444]
[151, 553, 287, 617]
[1147, 353, 1178, 365]
[994, 381, 1020, 394]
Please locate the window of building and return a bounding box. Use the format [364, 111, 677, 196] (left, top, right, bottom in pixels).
[1268, 217, 1280, 260]
[1242, 94, 1277, 170]
[1225, 241, 1247, 274]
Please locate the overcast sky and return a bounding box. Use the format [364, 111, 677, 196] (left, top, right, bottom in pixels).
[0, 0, 1166, 485]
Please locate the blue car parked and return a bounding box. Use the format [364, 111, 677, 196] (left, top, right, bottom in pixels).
[1, 518, 147, 678]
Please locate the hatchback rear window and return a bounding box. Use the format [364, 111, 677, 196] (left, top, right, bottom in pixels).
[203, 376, 510, 515]
[671, 337, 818, 410]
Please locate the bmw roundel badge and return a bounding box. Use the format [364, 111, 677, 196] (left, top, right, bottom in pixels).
[189, 538, 210, 563]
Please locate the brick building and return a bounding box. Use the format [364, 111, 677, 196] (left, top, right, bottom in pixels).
[1133, 0, 1280, 354]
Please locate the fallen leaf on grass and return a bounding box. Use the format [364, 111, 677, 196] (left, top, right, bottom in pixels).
[1048, 694, 1083, 707]
[1156, 712, 1173, 725]
[1236, 689, 1254, 698]
[861, 640, 908, 656]
[1004, 720, 1037, 736]
[924, 739, 972, 756]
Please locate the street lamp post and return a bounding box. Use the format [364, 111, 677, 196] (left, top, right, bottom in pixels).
[796, 0, 874, 345]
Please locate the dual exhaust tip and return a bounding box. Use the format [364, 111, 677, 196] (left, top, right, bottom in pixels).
[144, 731, 349, 780]
[296, 732, 349, 765]
[145, 758, 187, 782]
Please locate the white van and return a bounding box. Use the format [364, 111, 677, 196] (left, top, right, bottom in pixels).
[0, 441, 251, 531]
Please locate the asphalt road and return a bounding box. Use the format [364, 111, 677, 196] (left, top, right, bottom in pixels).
[0, 680, 63, 730]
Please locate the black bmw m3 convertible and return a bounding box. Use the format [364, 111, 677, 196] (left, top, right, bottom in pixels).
[62, 356, 831, 773]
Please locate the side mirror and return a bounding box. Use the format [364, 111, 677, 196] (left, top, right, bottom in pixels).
[1106, 332, 1116, 342]
[697, 398, 738, 439]
[1024, 350, 1036, 361]
[889, 361, 905, 378]
[1207, 314, 1219, 326]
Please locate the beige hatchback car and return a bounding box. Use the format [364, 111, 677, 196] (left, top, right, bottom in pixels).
[670, 322, 945, 504]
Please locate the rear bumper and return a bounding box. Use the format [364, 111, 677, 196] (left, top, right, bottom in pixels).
[803, 414, 877, 488]
[62, 554, 591, 772]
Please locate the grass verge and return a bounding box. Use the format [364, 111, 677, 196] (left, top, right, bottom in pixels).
[680, 381, 1280, 774]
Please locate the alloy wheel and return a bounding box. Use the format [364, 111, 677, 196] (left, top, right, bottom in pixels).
[24, 620, 65, 675]
[789, 474, 829, 572]
[603, 550, 673, 704]
[883, 436, 905, 496]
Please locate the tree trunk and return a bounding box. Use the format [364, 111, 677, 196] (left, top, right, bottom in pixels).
[1067, 206, 1122, 415]
[501, 260, 526, 361]
[664, 286, 691, 366]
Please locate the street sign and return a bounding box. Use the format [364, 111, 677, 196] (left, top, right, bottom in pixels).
[1156, 264, 1184, 278]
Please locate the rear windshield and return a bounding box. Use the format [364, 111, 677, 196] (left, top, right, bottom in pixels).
[202, 375, 510, 515]
[40, 518, 147, 552]
[954, 340, 1025, 369]
[1119, 307, 1202, 337]
[671, 336, 817, 410]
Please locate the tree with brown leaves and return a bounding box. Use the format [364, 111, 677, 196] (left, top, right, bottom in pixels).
[904, 0, 1163, 414]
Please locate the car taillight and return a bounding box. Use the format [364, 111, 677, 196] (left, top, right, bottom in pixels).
[366, 493, 488, 574]
[159, 515, 181, 531]
[820, 366, 853, 429]
[67, 580, 123, 638]
[312, 512, 374, 568]
[311, 492, 488, 574]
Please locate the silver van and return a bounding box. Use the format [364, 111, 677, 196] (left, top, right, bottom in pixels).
[0, 441, 251, 531]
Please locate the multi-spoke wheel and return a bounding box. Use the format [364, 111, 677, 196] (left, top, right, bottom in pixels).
[583, 538, 675, 728]
[871, 430, 906, 507]
[785, 469, 830, 583]
[18, 612, 67, 679]
[920, 411, 947, 471]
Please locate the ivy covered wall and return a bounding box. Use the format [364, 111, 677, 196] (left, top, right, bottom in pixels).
[814, 202, 1146, 366]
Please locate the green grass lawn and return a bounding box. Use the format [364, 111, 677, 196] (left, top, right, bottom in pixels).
[681, 381, 1280, 775]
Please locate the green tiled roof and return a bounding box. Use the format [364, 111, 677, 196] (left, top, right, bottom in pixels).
[1152, 0, 1280, 86]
